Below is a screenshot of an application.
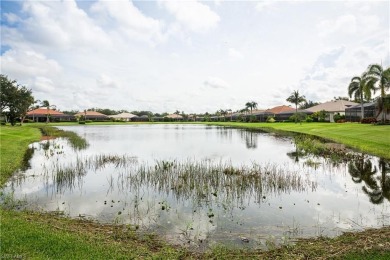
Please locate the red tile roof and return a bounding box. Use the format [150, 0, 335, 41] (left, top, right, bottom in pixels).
[27, 108, 65, 116]
[74, 111, 108, 117]
[266, 105, 294, 114]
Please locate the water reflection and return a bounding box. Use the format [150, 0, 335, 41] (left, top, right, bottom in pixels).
[348, 156, 390, 204]
[240, 130, 258, 149]
[2, 125, 389, 249]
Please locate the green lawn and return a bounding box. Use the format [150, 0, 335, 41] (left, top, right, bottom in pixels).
[0, 125, 41, 185]
[1, 123, 389, 259]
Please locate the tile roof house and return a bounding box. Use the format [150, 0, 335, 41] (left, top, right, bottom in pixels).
[166, 114, 183, 120]
[306, 100, 358, 122]
[109, 113, 138, 121]
[275, 109, 313, 121]
[266, 105, 295, 114]
[26, 108, 73, 122]
[74, 111, 109, 121]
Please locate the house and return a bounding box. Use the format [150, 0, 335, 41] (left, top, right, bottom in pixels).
[345, 102, 376, 122]
[166, 114, 183, 121]
[345, 101, 390, 122]
[306, 100, 358, 122]
[266, 105, 295, 115]
[26, 108, 74, 122]
[109, 112, 138, 122]
[251, 110, 273, 122]
[74, 111, 109, 121]
[275, 109, 313, 121]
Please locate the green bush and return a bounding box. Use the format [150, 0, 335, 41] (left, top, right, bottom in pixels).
[289, 113, 306, 123]
[333, 113, 345, 122]
[1, 121, 6, 125]
[249, 115, 258, 122]
[85, 120, 93, 123]
[266, 116, 275, 123]
[79, 121, 86, 124]
[305, 116, 313, 123]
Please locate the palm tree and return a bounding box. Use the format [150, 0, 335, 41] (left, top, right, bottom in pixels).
[365, 64, 390, 122]
[348, 73, 375, 120]
[245, 101, 258, 115]
[219, 109, 228, 121]
[41, 100, 56, 123]
[348, 156, 382, 204]
[378, 158, 390, 203]
[286, 90, 306, 123]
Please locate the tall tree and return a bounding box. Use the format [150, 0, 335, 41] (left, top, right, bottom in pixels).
[365, 64, 390, 121]
[348, 73, 375, 120]
[286, 90, 306, 123]
[219, 109, 228, 121]
[299, 100, 320, 109]
[245, 101, 258, 115]
[0, 74, 34, 125]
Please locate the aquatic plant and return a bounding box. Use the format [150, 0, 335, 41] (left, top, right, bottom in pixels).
[292, 135, 359, 163]
[38, 126, 88, 150]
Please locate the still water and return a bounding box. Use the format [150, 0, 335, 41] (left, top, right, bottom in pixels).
[4, 125, 390, 249]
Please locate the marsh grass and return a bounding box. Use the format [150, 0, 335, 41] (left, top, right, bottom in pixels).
[38, 126, 88, 150]
[293, 135, 359, 164]
[47, 154, 138, 191]
[46, 154, 316, 207]
[133, 160, 317, 206]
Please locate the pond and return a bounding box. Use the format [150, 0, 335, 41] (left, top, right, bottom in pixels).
[3, 124, 390, 249]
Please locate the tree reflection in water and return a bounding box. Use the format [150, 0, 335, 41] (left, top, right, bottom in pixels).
[348, 155, 390, 204]
[240, 130, 258, 149]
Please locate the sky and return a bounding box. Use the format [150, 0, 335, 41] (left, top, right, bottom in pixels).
[1, 0, 389, 114]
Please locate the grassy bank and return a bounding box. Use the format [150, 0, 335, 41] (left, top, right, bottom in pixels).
[0, 125, 41, 185]
[1, 124, 390, 259]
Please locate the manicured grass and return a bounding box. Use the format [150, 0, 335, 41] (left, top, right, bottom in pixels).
[0, 125, 41, 185]
[1, 124, 389, 259]
[205, 122, 390, 160]
[1, 209, 190, 259]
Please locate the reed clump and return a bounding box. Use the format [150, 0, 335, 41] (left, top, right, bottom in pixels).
[38, 126, 88, 150]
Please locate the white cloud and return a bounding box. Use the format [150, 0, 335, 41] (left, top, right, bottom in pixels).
[3, 12, 21, 24]
[34, 76, 55, 93]
[14, 1, 111, 50]
[228, 48, 243, 59]
[317, 14, 357, 38]
[91, 0, 165, 44]
[255, 0, 276, 12]
[160, 0, 220, 32]
[0, 1, 388, 113]
[96, 74, 120, 89]
[0, 49, 62, 80]
[204, 77, 229, 89]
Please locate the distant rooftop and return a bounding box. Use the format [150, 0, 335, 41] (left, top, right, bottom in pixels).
[27, 108, 65, 116]
[306, 100, 358, 113]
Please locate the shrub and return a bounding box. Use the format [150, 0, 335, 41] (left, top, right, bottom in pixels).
[85, 120, 93, 123]
[333, 113, 345, 122]
[1, 121, 6, 125]
[23, 119, 34, 123]
[360, 117, 377, 124]
[266, 116, 275, 123]
[336, 119, 346, 123]
[305, 116, 313, 123]
[289, 113, 306, 123]
[79, 121, 86, 124]
[249, 115, 258, 122]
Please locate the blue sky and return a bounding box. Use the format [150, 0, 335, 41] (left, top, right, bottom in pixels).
[1, 0, 389, 113]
